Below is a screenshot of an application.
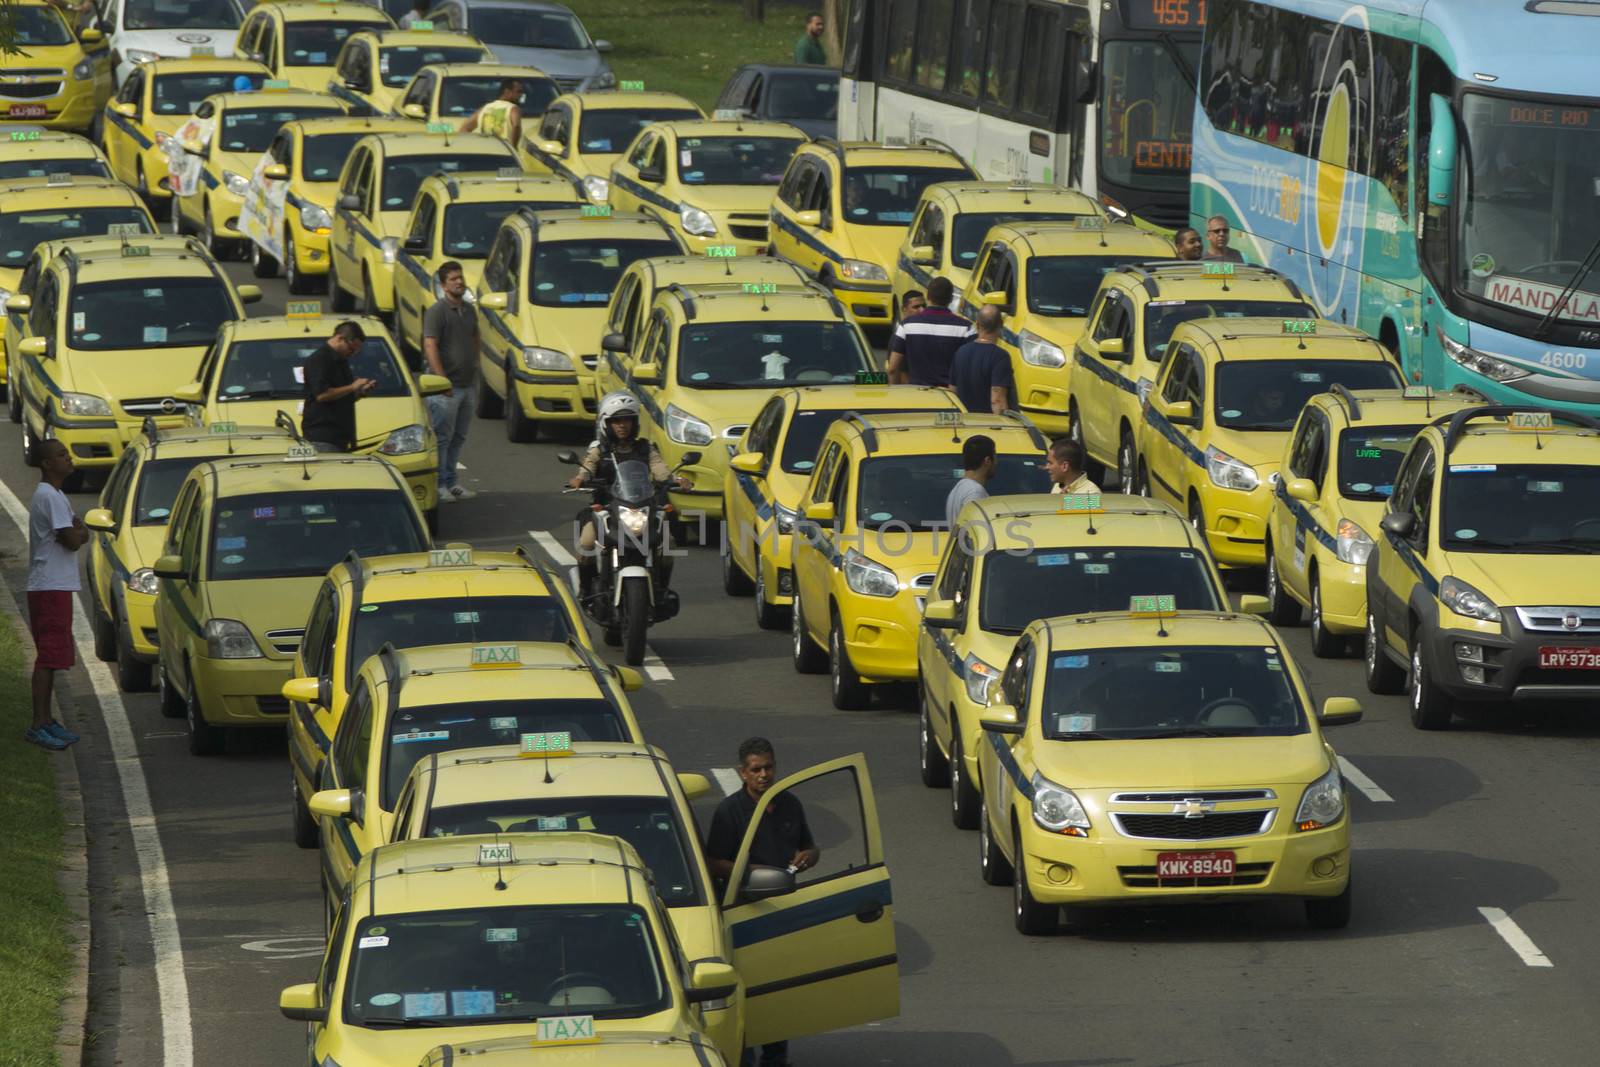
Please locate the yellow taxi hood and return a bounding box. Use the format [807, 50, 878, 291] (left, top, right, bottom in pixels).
[124, 524, 170, 573]
[1440, 552, 1598, 608]
[1036, 733, 1331, 793]
[1210, 427, 1290, 474]
[699, 183, 785, 215]
[147, 113, 190, 141]
[766, 465, 811, 510]
[330, 1015, 695, 1067]
[201, 574, 324, 655]
[844, 224, 906, 274]
[62, 347, 209, 409]
[530, 304, 607, 357]
[297, 179, 338, 208]
[965, 627, 1016, 671]
[1027, 315, 1091, 350]
[211, 149, 258, 183]
[282, 69, 335, 94]
[351, 396, 426, 448]
[668, 385, 770, 435]
[376, 207, 411, 239]
[1334, 496, 1387, 535]
[858, 529, 943, 576]
[577, 150, 623, 176]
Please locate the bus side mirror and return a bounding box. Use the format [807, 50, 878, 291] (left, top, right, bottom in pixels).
[1075, 59, 1097, 104]
[1427, 93, 1456, 207]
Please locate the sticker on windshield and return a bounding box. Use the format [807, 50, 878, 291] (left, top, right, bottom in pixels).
[453, 611, 479, 624]
[793, 460, 813, 470]
[451, 990, 495, 1017]
[303, 503, 326, 515]
[143, 326, 167, 343]
[760, 334, 783, 343]
[1152, 660, 1183, 673]
[293, 366, 305, 383]
[691, 372, 710, 381]
[1470, 252, 1496, 277]
[488, 716, 518, 730]
[1059, 714, 1095, 733]
[368, 993, 401, 1006]
[358, 935, 389, 949]
[1351, 482, 1373, 493]
[225, 385, 244, 394]
[73, 312, 85, 331]
[680, 149, 692, 166]
[148, 508, 169, 519]
[391, 729, 449, 744]
[1221, 408, 1242, 418]
[1529, 480, 1564, 493]
[1450, 464, 1495, 473]
[359, 604, 378, 612]
[484, 927, 517, 942]
[1455, 528, 1478, 539]
[1034, 553, 1071, 567]
[1054, 654, 1088, 669]
[1265, 658, 1283, 671]
[536, 816, 569, 831]
[869, 511, 893, 522]
[82, 333, 100, 341]
[221, 554, 244, 565]
[403, 992, 446, 1018]
[253, 505, 276, 519]
[144, 288, 162, 298]
[1294, 372, 1323, 383]
[217, 536, 246, 550]
[1083, 563, 1110, 575]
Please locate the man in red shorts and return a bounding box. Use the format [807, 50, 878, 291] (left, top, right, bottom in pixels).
[26, 439, 85, 750]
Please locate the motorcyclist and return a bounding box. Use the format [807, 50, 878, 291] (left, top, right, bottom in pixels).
[567, 391, 690, 602]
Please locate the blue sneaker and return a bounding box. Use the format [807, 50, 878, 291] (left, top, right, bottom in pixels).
[44, 721, 79, 745]
[24, 726, 69, 751]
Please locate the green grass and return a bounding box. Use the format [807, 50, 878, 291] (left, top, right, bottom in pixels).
[565, 0, 806, 110]
[0, 612, 69, 1067]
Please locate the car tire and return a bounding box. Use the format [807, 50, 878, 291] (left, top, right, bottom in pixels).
[949, 734, 979, 830]
[979, 795, 1012, 885]
[292, 780, 319, 850]
[917, 684, 948, 787]
[1409, 636, 1453, 731]
[1135, 460, 1151, 498]
[1188, 495, 1205, 538]
[362, 267, 387, 325]
[116, 610, 153, 693]
[158, 661, 185, 718]
[1012, 825, 1056, 935]
[1264, 540, 1301, 625]
[721, 540, 753, 596]
[504, 370, 538, 443]
[8, 374, 22, 422]
[1364, 610, 1404, 694]
[1305, 878, 1353, 930]
[185, 667, 224, 755]
[328, 257, 355, 312]
[284, 230, 315, 295]
[1308, 576, 1345, 658]
[474, 376, 504, 418]
[790, 587, 826, 674]
[90, 582, 116, 663]
[1117, 429, 1137, 494]
[753, 555, 787, 630]
[829, 610, 870, 710]
[251, 239, 278, 278]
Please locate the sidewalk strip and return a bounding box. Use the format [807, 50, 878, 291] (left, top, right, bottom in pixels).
[711, 768, 741, 796]
[1336, 756, 1394, 803]
[1478, 907, 1554, 968]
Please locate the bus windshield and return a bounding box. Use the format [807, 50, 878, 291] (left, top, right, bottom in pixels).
[1099, 39, 1198, 193]
[1458, 94, 1600, 327]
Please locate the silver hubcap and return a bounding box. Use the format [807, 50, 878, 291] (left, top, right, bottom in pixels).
[1412, 648, 1422, 708]
[1367, 617, 1379, 671]
[919, 705, 928, 770]
[1312, 585, 1322, 636]
[1119, 440, 1133, 488]
[979, 803, 989, 867]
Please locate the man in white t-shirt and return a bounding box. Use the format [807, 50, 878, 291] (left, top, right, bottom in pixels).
[26, 439, 86, 750]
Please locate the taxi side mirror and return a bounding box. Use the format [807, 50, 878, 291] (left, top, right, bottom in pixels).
[636, 165, 664, 184]
[612, 665, 644, 691]
[1318, 696, 1364, 727]
[794, 209, 821, 228]
[1286, 478, 1318, 504]
[236, 284, 263, 305]
[1159, 398, 1196, 426]
[279, 983, 326, 1023]
[308, 788, 353, 819]
[600, 331, 628, 353]
[282, 675, 329, 708]
[685, 960, 738, 1003]
[742, 865, 796, 902]
[401, 103, 426, 119]
[630, 362, 661, 385]
[417, 373, 451, 397]
[262, 162, 288, 180]
[539, 139, 566, 156]
[923, 598, 959, 628]
[909, 244, 935, 265]
[5, 293, 31, 313]
[1236, 594, 1269, 617]
[18, 337, 47, 358]
[80, 27, 104, 42]
[729, 451, 765, 475]
[402, 234, 428, 253]
[980, 290, 1008, 307]
[1381, 512, 1415, 538]
[478, 291, 508, 310]
[1096, 337, 1128, 361]
[676, 772, 711, 801]
[173, 382, 204, 404]
[83, 507, 117, 533]
[337, 193, 361, 211]
[152, 554, 186, 579]
[980, 703, 1023, 735]
[803, 501, 834, 524]
[111, 101, 136, 117]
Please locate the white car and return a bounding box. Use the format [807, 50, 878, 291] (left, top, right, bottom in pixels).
[94, 0, 247, 89]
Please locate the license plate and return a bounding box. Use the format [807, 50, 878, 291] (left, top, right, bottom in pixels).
[1156, 851, 1235, 879]
[8, 105, 47, 118]
[1539, 646, 1600, 669]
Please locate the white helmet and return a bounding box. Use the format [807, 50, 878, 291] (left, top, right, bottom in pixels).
[596, 390, 641, 448]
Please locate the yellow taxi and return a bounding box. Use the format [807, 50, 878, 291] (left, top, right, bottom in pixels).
[329, 128, 516, 318]
[234, 1, 394, 94]
[0, 127, 114, 182]
[595, 283, 874, 521]
[100, 56, 268, 201]
[418, 1032, 727, 1067]
[522, 87, 703, 203]
[769, 138, 975, 332]
[893, 181, 1106, 310]
[919, 493, 1238, 829]
[172, 310, 449, 522]
[1265, 386, 1480, 658]
[237, 114, 418, 293]
[1137, 317, 1405, 567]
[1364, 406, 1600, 729]
[80, 416, 303, 692]
[722, 382, 961, 628]
[152, 452, 430, 755]
[475, 207, 680, 440]
[391, 62, 558, 126]
[166, 86, 345, 258]
[600, 251, 810, 359]
[304, 639, 646, 901]
[0, 0, 112, 130]
[607, 118, 805, 256]
[975, 604, 1363, 933]
[280, 545, 590, 847]
[326, 26, 491, 116]
[1070, 260, 1314, 488]
[5, 234, 262, 481]
[957, 219, 1175, 437]
[789, 411, 1050, 708]
[391, 169, 581, 353]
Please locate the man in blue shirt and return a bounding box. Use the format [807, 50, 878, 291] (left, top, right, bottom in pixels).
[948, 304, 1015, 414]
[887, 276, 971, 386]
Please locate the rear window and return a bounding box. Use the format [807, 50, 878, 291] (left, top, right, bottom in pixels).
[208, 488, 426, 579]
[856, 452, 1049, 529]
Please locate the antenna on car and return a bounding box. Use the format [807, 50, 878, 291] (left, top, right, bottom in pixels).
[492, 831, 507, 891]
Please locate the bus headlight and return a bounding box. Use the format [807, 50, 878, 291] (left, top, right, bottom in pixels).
[1439, 331, 1531, 383]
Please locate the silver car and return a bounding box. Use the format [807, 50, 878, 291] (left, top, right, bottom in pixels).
[420, 0, 613, 92]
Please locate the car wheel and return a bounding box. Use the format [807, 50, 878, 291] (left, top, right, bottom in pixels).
[292, 780, 319, 849]
[20, 416, 38, 465]
[158, 660, 185, 718]
[474, 378, 504, 419]
[185, 667, 224, 755]
[1117, 429, 1137, 494]
[251, 238, 278, 278]
[1409, 636, 1453, 730]
[753, 555, 787, 630]
[1135, 460, 1151, 498]
[328, 257, 355, 312]
[721, 539, 753, 596]
[1309, 576, 1345, 658]
[90, 582, 116, 662]
[1188, 496, 1205, 537]
[1264, 540, 1301, 625]
[361, 268, 384, 322]
[790, 588, 826, 674]
[1305, 877, 1353, 930]
[504, 369, 538, 443]
[949, 735, 979, 830]
[917, 684, 948, 787]
[1364, 611, 1404, 694]
[979, 795, 1013, 885]
[829, 611, 870, 710]
[1012, 825, 1056, 935]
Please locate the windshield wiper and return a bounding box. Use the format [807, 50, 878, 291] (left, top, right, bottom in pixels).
[1138, 727, 1251, 738]
[218, 388, 292, 400]
[1533, 233, 1600, 338]
[1223, 421, 1292, 431]
[1450, 535, 1600, 554]
[1051, 731, 1110, 740]
[1157, 32, 1197, 88]
[362, 1016, 455, 1028]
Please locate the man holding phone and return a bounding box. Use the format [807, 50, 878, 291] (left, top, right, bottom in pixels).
[301, 321, 375, 453]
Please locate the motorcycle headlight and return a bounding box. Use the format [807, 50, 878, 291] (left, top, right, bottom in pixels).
[842, 548, 898, 598]
[204, 618, 263, 659]
[1204, 444, 1259, 491]
[963, 653, 1000, 705]
[1334, 517, 1374, 565]
[520, 346, 572, 372]
[1031, 772, 1090, 836]
[1294, 762, 1344, 830]
[1438, 331, 1531, 384]
[1440, 575, 1501, 623]
[581, 174, 609, 203]
[665, 403, 713, 446]
[378, 423, 425, 455]
[73, 57, 94, 81]
[379, 236, 399, 264]
[126, 568, 160, 596]
[679, 203, 717, 237]
[60, 392, 112, 417]
[617, 505, 649, 537]
[774, 501, 797, 535]
[838, 258, 888, 282]
[125, 48, 161, 65]
[1018, 329, 1065, 368]
[222, 169, 249, 197]
[298, 202, 332, 232]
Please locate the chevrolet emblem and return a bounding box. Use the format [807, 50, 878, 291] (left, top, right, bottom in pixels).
[1174, 798, 1214, 819]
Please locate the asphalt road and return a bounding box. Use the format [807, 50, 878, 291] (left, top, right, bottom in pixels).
[7, 259, 1600, 1067]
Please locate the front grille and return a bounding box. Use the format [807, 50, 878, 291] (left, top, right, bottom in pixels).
[1138, 202, 1190, 229]
[122, 397, 188, 416]
[579, 355, 598, 370]
[1518, 667, 1600, 686]
[71, 443, 112, 458]
[722, 424, 748, 439]
[1111, 790, 1274, 803]
[0, 81, 61, 99]
[1119, 862, 1272, 888]
[1112, 810, 1272, 840]
[911, 573, 936, 589]
[257, 695, 290, 715]
[0, 69, 64, 99]
[1515, 606, 1600, 634]
[264, 628, 304, 654]
[582, 397, 597, 413]
[730, 224, 768, 241]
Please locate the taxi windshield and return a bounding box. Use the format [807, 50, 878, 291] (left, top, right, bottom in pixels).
[218, 107, 340, 153]
[1027, 255, 1139, 317]
[300, 132, 363, 181]
[208, 489, 426, 580]
[951, 212, 1092, 268]
[780, 406, 940, 474]
[10, 6, 73, 45]
[980, 548, 1220, 634]
[69, 277, 234, 350]
[843, 166, 971, 226]
[471, 8, 588, 48]
[423, 797, 702, 906]
[381, 153, 512, 210]
[765, 73, 837, 121]
[153, 73, 261, 114]
[0, 158, 111, 182]
[675, 136, 801, 186]
[442, 201, 569, 259]
[1336, 424, 1416, 500]
[1043, 645, 1306, 739]
[124, 0, 240, 30]
[285, 22, 383, 67]
[1142, 299, 1313, 358]
[1215, 361, 1402, 431]
[343, 905, 668, 1028]
[214, 336, 407, 400]
[1442, 462, 1600, 553]
[381, 698, 629, 805]
[378, 45, 487, 88]
[439, 75, 558, 118]
[856, 453, 1049, 530]
[577, 108, 700, 155]
[528, 238, 679, 307]
[674, 321, 867, 388]
[0, 207, 152, 265]
[347, 597, 571, 689]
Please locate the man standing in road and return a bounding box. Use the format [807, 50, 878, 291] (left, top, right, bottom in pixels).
[948, 304, 1015, 414]
[887, 276, 970, 385]
[423, 260, 479, 502]
[25, 439, 84, 751]
[1173, 226, 1202, 261]
[794, 11, 827, 65]
[944, 433, 995, 532]
[1046, 438, 1100, 495]
[705, 736, 818, 1067]
[301, 321, 374, 453]
[1204, 215, 1245, 262]
[461, 78, 524, 148]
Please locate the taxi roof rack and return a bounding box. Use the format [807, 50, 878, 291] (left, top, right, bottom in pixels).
[1440, 404, 1600, 455]
[838, 410, 879, 452]
[1328, 383, 1361, 421]
[664, 282, 698, 320]
[1121, 260, 1302, 301]
[999, 409, 1049, 450]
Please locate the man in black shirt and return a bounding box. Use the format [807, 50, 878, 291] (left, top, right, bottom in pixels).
[301, 321, 375, 452]
[948, 304, 1016, 414]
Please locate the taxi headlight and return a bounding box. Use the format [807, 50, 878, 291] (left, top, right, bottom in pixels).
[1018, 329, 1065, 368]
[617, 505, 648, 537]
[204, 618, 263, 659]
[1334, 517, 1374, 565]
[1294, 762, 1344, 830]
[842, 548, 898, 598]
[379, 236, 399, 264]
[378, 423, 425, 455]
[520, 346, 572, 372]
[1440, 575, 1501, 623]
[838, 258, 889, 282]
[679, 203, 717, 237]
[299, 202, 332, 231]
[60, 392, 112, 417]
[222, 169, 250, 197]
[665, 402, 713, 446]
[1204, 444, 1259, 491]
[73, 57, 94, 81]
[153, 131, 175, 151]
[1438, 331, 1531, 383]
[126, 568, 160, 596]
[125, 49, 160, 65]
[581, 174, 609, 203]
[1031, 772, 1090, 836]
[962, 652, 1000, 705]
[774, 501, 797, 535]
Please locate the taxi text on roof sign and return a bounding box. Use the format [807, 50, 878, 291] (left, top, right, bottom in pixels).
[286, 443, 319, 460]
[107, 222, 143, 237]
[1403, 385, 1435, 399]
[471, 644, 520, 668]
[712, 108, 742, 120]
[1073, 214, 1105, 230]
[535, 1015, 598, 1045]
[619, 80, 644, 91]
[856, 370, 888, 385]
[496, 166, 523, 179]
[285, 301, 321, 318]
[1282, 319, 1317, 335]
[1509, 411, 1555, 431]
[580, 204, 611, 217]
[478, 841, 513, 865]
[208, 421, 238, 434]
[47, 172, 72, 186]
[264, 79, 290, 90]
[1059, 493, 1104, 513]
[425, 122, 453, 134]
[934, 410, 963, 426]
[706, 244, 738, 258]
[1130, 594, 1178, 617]
[9, 130, 40, 141]
[121, 245, 150, 257]
[519, 731, 572, 757]
[742, 282, 777, 294]
[408, 19, 433, 29]
[429, 547, 472, 566]
[1203, 261, 1236, 277]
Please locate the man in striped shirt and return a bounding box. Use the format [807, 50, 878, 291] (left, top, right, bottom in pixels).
[887, 276, 972, 386]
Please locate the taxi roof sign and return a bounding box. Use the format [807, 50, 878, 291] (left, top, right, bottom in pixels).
[478, 841, 513, 866]
[106, 222, 143, 237]
[120, 244, 150, 257]
[1202, 261, 1236, 277]
[579, 203, 611, 217]
[425, 122, 454, 134]
[519, 731, 572, 758]
[856, 370, 888, 385]
[429, 547, 472, 566]
[1073, 214, 1105, 230]
[741, 281, 776, 294]
[408, 18, 433, 29]
[285, 300, 321, 318]
[619, 80, 645, 91]
[1282, 319, 1317, 335]
[471, 644, 520, 668]
[1059, 493, 1104, 513]
[208, 421, 238, 434]
[1508, 411, 1554, 431]
[712, 108, 743, 120]
[496, 166, 523, 179]
[706, 244, 737, 258]
[47, 172, 72, 186]
[286, 443, 319, 460]
[1402, 385, 1435, 399]
[535, 1015, 597, 1045]
[1129, 594, 1177, 618]
[263, 79, 290, 90]
[933, 410, 963, 426]
[189, 45, 214, 55]
[9, 130, 40, 141]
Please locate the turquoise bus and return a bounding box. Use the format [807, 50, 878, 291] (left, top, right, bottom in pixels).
[1189, 0, 1600, 410]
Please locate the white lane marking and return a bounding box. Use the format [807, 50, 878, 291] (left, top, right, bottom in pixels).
[1337, 756, 1394, 803]
[642, 646, 673, 681]
[712, 768, 741, 796]
[0, 481, 195, 1066]
[1478, 907, 1554, 968]
[528, 529, 579, 590]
